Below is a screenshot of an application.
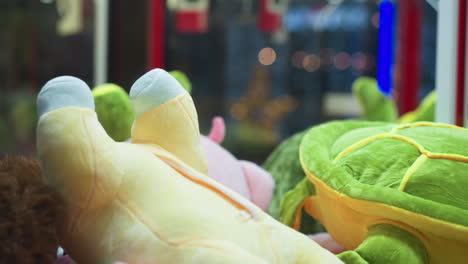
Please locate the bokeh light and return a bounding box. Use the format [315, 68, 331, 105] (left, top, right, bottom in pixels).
[320, 49, 333, 66]
[302, 54, 321, 72]
[258, 47, 277, 66]
[372, 12, 379, 28]
[291, 51, 306, 68]
[352, 52, 368, 71]
[333, 52, 351, 70]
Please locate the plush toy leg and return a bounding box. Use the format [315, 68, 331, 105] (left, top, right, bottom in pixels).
[129, 69, 208, 173]
[338, 224, 428, 264]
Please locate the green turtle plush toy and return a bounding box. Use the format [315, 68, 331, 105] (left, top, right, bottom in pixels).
[265, 77, 436, 220]
[280, 120, 468, 264]
[91, 71, 189, 142]
[92, 83, 135, 142]
[352, 77, 436, 123]
[352, 77, 398, 122]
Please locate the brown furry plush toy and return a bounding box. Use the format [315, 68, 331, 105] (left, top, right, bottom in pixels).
[0, 156, 64, 264]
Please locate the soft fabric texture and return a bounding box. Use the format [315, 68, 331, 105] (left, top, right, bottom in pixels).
[398, 91, 436, 123]
[169, 70, 192, 94]
[352, 77, 397, 122]
[36, 69, 343, 264]
[201, 116, 274, 211]
[263, 130, 325, 234]
[129, 68, 187, 117]
[200, 135, 251, 200]
[352, 76, 436, 123]
[239, 160, 274, 211]
[307, 233, 345, 255]
[92, 83, 135, 142]
[90, 78, 274, 211]
[206, 116, 225, 144]
[338, 224, 427, 264]
[0, 156, 63, 264]
[281, 120, 468, 264]
[129, 69, 208, 174]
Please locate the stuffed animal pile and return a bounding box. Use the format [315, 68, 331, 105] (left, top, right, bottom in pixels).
[4, 70, 463, 264]
[33, 69, 342, 263]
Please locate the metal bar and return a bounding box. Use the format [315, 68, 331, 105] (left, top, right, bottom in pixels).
[396, 0, 422, 115]
[148, 0, 165, 69]
[435, 0, 458, 124]
[93, 0, 109, 86]
[425, 0, 438, 11]
[456, 0, 467, 126]
[464, 1, 468, 127]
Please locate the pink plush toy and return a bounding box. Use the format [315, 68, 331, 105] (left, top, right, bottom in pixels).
[201, 116, 274, 211]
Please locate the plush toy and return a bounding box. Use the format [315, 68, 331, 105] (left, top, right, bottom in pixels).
[168, 69, 274, 209]
[263, 130, 322, 230]
[200, 117, 274, 210]
[266, 76, 436, 223]
[0, 156, 63, 263]
[36, 69, 342, 263]
[398, 91, 436, 123]
[167, 69, 274, 209]
[169, 70, 192, 94]
[92, 83, 136, 142]
[91, 76, 274, 211]
[280, 120, 468, 264]
[263, 130, 344, 253]
[353, 77, 436, 123]
[352, 77, 398, 122]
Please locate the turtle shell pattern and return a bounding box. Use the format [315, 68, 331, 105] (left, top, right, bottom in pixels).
[292, 121, 468, 264]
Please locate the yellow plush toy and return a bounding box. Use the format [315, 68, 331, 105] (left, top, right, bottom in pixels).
[36, 69, 342, 264]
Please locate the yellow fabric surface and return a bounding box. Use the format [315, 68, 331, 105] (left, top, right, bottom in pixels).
[37, 107, 342, 264]
[299, 168, 468, 264]
[131, 94, 208, 174]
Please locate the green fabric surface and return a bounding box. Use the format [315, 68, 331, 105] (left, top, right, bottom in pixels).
[334, 137, 420, 188]
[398, 92, 436, 123]
[296, 120, 468, 228]
[405, 158, 468, 211]
[338, 224, 428, 264]
[352, 77, 398, 122]
[279, 177, 316, 228]
[264, 130, 308, 218]
[330, 125, 394, 158]
[264, 129, 325, 234]
[397, 126, 468, 156]
[92, 84, 136, 142]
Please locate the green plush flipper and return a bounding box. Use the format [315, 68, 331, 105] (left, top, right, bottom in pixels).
[398, 91, 436, 123]
[264, 130, 325, 234]
[92, 83, 135, 142]
[91, 70, 190, 142]
[352, 77, 398, 122]
[264, 130, 308, 218]
[338, 224, 428, 264]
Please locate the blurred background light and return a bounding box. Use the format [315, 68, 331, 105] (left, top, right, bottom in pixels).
[258, 47, 277, 66]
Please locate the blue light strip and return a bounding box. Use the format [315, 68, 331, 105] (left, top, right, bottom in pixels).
[377, 0, 396, 97]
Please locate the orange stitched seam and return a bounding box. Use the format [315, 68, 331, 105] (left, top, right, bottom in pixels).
[158, 155, 255, 217]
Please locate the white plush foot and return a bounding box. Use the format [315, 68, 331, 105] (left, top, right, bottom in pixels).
[37, 76, 94, 117]
[129, 68, 187, 116]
